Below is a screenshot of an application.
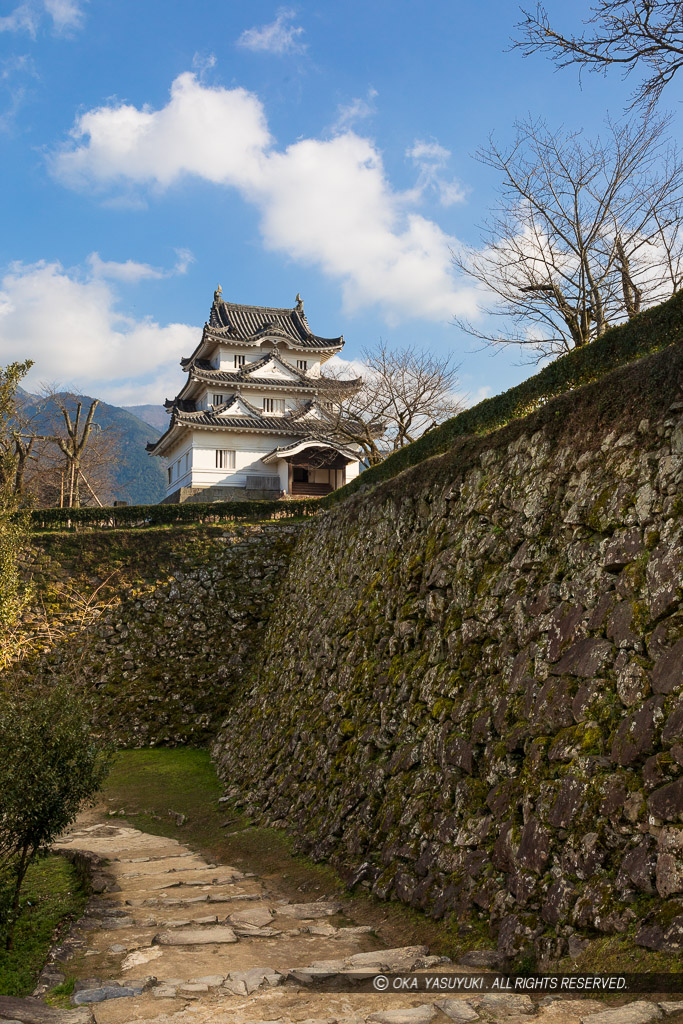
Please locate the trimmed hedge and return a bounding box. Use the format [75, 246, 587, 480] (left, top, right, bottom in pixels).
[28, 291, 683, 531]
[323, 289, 683, 506]
[30, 497, 322, 531]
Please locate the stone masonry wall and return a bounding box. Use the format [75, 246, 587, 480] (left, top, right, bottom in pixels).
[214, 345, 683, 962]
[16, 523, 300, 746]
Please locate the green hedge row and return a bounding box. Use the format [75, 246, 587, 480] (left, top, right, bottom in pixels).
[30, 497, 322, 531]
[324, 289, 683, 506]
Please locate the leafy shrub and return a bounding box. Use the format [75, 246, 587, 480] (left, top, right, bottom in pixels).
[0, 683, 110, 949]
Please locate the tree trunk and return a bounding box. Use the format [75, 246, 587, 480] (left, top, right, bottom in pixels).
[5, 843, 31, 951]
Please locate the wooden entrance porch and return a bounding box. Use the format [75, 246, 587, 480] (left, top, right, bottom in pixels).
[286, 450, 349, 496]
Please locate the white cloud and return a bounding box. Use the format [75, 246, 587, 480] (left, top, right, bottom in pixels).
[0, 258, 197, 404]
[1, 53, 36, 82]
[54, 73, 272, 191]
[408, 139, 467, 207]
[0, 0, 85, 36]
[455, 384, 492, 409]
[236, 8, 305, 55]
[325, 354, 368, 380]
[0, 54, 38, 131]
[332, 89, 377, 134]
[53, 72, 480, 324]
[43, 0, 85, 33]
[87, 248, 194, 282]
[191, 51, 217, 79]
[0, 4, 37, 35]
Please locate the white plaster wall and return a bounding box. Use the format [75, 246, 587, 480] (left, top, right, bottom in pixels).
[201, 387, 302, 412]
[164, 438, 194, 492]
[276, 459, 289, 491]
[212, 342, 322, 376]
[175, 429, 303, 491]
[164, 429, 361, 496]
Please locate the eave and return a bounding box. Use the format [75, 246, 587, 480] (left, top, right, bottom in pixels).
[180, 325, 344, 371]
[147, 409, 338, 458]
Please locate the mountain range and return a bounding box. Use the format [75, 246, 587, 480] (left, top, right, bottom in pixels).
[123, 404, 169, 431]
[18, 392, 168, 506]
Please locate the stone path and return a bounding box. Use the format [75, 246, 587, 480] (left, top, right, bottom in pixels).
[3, 820, 679, 1024]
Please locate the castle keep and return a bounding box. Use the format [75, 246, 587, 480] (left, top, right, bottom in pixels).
[148, 287, 363, 502]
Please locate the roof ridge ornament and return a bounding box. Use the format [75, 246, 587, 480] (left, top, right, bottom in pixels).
[214, 284, 223, 304]
[295, 292, 304, 312]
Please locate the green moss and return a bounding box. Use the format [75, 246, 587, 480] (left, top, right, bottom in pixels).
[585, 486, 613, 530]
[431, 698, 454, 720]
[631, 600, 650, 634]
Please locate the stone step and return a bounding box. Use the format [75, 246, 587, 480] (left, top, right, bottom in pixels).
[368, 1009, 437, 1024]
[436, 1001, 479, 1022]
[149, 876, 242, 889]
[229, 906, 274, 927]
[279, 901, 342, 918]
[0, 997, 94, 1024]
[152, 925, 238, 945]
[581, 1006, 663, 1024]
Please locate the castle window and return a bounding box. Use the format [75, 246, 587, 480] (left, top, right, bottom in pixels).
[297, 359, 308, 371]
[216, 449, 236, 469]
[212, 394, 224, 405]
[234, 354, 245, 368]
[167, 467, 173, 484]
[263, 398, 284, 413]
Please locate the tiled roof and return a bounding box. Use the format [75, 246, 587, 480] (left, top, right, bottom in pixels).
[173, 409, 317, 431]
[146, 411, 318, 454]
[164, 398, 195, 411]
[207, 297, 343, 351]
[188, 366, 361, 392]
[263, 438, 360, 462]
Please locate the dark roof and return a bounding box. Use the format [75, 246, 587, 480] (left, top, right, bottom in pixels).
[187, 364, 361, 392]
[207, 297, 343, 350]
[264, 438, 360, 460]
[180, 357, 213, 370]
[146, 406, 331, 453]
[174, 409, 318, 430]
[164, 398, 195, 411]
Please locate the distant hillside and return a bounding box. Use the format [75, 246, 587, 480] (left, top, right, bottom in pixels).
[19, 392, 166, 506]
[123, 403, 168, 431]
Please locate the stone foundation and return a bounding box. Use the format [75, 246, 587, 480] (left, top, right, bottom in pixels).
[162, 484, 282, 504]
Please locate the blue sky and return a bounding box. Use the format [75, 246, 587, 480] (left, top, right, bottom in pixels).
[1, 0, 680, 407]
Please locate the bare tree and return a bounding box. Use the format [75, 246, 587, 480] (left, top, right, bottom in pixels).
[514, 2, 683, 108]
[0, 362, 33, 637]
[51, 396, 99, 509]
[308, 343, 463, 465]
[0, 362, 36, 501]
[25, 392, 120, 509]
[452, 115, 683, 359]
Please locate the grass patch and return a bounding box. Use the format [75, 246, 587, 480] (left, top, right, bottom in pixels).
[44, 975, 75, 1008]
[558, 935, 682, 974]
[0, 855, 88, 997]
